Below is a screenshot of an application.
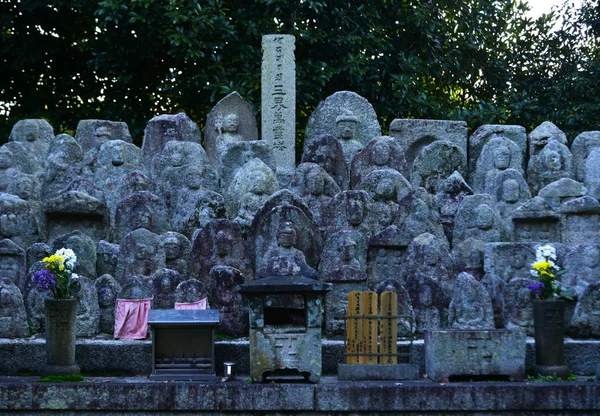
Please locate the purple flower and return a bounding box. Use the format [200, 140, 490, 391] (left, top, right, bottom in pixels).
[526, 281, 545, 296]
[33, 269, 56, 290]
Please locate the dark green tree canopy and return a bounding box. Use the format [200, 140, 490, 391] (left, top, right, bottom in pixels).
[1, 0, 599, 148]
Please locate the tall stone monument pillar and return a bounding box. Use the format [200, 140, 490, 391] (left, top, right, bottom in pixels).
[262, 35, 296, 187]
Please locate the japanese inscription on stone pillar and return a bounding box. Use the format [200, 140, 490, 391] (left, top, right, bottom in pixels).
[261, 34, 296, 172]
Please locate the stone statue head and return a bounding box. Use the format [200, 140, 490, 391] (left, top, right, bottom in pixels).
[185, 166, 203, 190]
[163, 236, 181, 260]
[0, 147, 13, 170]
[339, 237, 357, 262]
[544, 150, 562, 171]
[21, 120, 40, 142]
[223, 114, 239, 133]
[494, 145, 511, 170]
[132, 206, 153, 231]
[307, 168, 325, 196]
[134, 240, 156, 261]
[215, 230, 233, 257]
[277, 221, 297, 248]
[111, 142, 126, 166]
[249, 170, 268, 194]
[501, 178, 520, 203]
[167, 146, 185, 168]
[476, 204, 494, 230]
[371, 142, 391, 165]
[335, 111, 358, 140]
[347, 198, 365, 226]
[315, 145, 335, 173]
[374, 177, 396, 201]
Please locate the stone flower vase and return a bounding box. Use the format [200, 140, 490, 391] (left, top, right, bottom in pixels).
[42, 298, 81, 375]
[531, 300, 570, 379]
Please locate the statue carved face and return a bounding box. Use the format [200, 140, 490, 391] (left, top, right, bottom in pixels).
[371, 142, 391, 165]
[22, 120, 40, 142]
[339, 238, 357, 262]
[337, 120, 357, 140]
[494, 145, 511, 170]
[186, 168, 203, 190]
[347, 199, 365, 226]
[476, 204, 494, 230]
[224, 114, 239, 133]
[163, 237, 180, 259]
[94, 126, 111, 147]
[375, 178, 395, 201]
[277, 222, 297, 248]
[215, 231, 233, 257]
[545, 150, 562, 171]
[307, 170, 325, 196]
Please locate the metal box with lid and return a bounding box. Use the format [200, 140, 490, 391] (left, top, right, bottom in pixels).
[148, 309, 219, 381]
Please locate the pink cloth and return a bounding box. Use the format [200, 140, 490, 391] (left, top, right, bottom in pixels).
[174, 298, 208, 310]
[114, 298, 152, 339]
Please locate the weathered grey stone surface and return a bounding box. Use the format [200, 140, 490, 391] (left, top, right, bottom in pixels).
[435, 171, 473, 243]
[94, 274, 121, 334]
[112, 191, 168, 243]
[350, 136, 408, 188]
[468, 124, 527, 179]
[505, 277, 535, 335]
[511, 196, 561, 242]
[0, 277, 29, 338]
[490, 169, 531, 228]
[76, 276, 100, 337]
[149, 268, 182, 309]
[255, 220, 318, 280]
[301, 135, 349, 191]
[452, 238, 486, 280]
[96, 240, 119, 278]
[367, 227, 406, 292]
[561, 196, 600, 244]
[357, 169, 412, 230]
[472, 136, 524, 194]
[405, 275, 448, 334]
[448, 272, 494, 330]
[51, 231, 97, 280]
[401, 233, 454, 297]
[141, 113, 202, 174]
[538, 178, 587, 212]
[227, 158, 279, 227]
[204, 92, 258, 166]
[584, 147, 600, 199]
[0, 194, 41, 249]
[250, 190, 321, 271]
[119, 275, 152, 300]
[75, 120, 132, 170]
[26, 243, 50, 274]
[563, 244, 600, 298]
[569, 282, 600, 338]
[324, 190, 376, 248]
[9, 119, 53, 159]
[571, 131, 600, 183]
[374, 279, 415, 337]
[0, 239, 26, 292]
[153, 141, 217, 208]
[161, 231, 190, 280]
[262, 35, 296, 173]
[425, 329, 526, 381]
[290, 163, 339, 231]
[115, 229, 166, 286]
[481, 273, 507, 328]
[117, 171, 155, 202]
[453, 194, 506, 245]
[220, 141, 276, 193]
[170, 172, 227, 240]
[389, 119, 467, 171]
[174, 278, 207, 304]
[305, 91, 381, 165]
[527, 139, 573, 195]
[0, 143, 40, 197]
[190, 219, 252, 283]
[528, 121, 568, 159]
[410, 140, 467, 195]
[484, 242, 536, 282]
[207, 265, 248, 337]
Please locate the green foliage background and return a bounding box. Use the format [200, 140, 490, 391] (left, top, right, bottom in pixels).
[1, 0, 599, 151]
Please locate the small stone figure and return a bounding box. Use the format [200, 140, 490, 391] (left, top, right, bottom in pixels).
[0, 277, 29, 338]
[472, 136, 523, 194]
[96, 240, 119, 278]
[410, 140, 467, 195]
[570, 131, 600, 183]
[434, 171, 473, 242]
[9, 119, 53, 160]
[207, 265, 248, 337]
[350, 136, 408, 188]
[161, 232, 190, 280]
[95, 274, 122, 334]
[115, 228, 166, 286]
[149, 268, 182, 309]
[568, 282, 600, 338]
[301, 135, 349, 190]
[448, 272, 494, 330]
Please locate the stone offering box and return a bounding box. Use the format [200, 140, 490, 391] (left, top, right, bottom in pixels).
[148, 309, 219, 381]
[425, 329, 526, 382]
[238, 276, 331, 383]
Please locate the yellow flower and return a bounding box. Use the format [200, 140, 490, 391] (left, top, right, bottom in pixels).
[533, 260, 551, 272]
[59, 264, 64, 271]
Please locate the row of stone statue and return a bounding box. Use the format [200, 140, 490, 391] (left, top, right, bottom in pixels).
[0, 90, 599, 341]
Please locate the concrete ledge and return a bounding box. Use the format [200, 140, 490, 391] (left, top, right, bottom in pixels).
[0, 376, 599, 415]
[338, 364, 419, 380]
[0, 337, 598, 376]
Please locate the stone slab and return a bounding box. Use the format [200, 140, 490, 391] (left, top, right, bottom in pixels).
[424, 329, 526, 382]
[337, 364, 419, 380]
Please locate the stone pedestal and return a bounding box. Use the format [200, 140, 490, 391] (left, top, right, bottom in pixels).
[425, 329, 526, 381]
[42, 298, 80, 375]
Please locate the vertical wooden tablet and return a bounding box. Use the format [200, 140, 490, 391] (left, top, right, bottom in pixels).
[379, 291, 398, 364]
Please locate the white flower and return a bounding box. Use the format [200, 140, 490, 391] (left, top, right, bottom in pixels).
[55, 248, 77, 270]
[71, 273, 79, 281]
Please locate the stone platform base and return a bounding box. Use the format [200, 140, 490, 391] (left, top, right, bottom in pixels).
[0, 375, 599, 415]
[338, 364, 419, 380]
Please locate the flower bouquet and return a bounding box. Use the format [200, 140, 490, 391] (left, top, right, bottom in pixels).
[32, 248, 80, 300]
[526, 244, 572, 300]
